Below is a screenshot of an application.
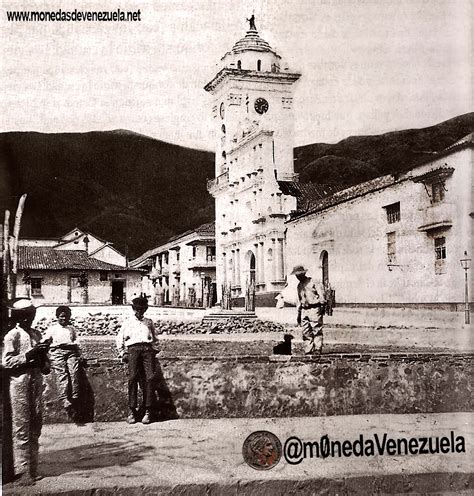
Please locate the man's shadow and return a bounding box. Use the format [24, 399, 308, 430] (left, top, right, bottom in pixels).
[40, 441, 154, 477]
[136, 359, 178, 422]
[73, 359, 95, 423]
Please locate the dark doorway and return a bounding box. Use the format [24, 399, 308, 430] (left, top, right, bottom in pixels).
[211, 282, 217, 306]
[111, 281, 124, 305]
[321, 251, 329, 287]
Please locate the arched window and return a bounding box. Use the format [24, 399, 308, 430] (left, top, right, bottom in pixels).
[237, 60, 242, 70]
[257, 60, 261, 71]
[221, 124, 226, 134]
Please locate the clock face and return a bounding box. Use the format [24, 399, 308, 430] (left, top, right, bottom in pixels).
[254, 97, 269, 115]
[220, 102, 225, 119]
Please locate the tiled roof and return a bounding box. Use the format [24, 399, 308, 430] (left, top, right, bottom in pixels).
[278, 181, 346, 211]
[132, 257, 153, 269]
[129, 248, 158, 268]
[167, 221, 215, 244]
[18, 246, 139, 271]
[194, 221, 215, 236]
[439, 132, 474, 153]
[288, 175, 399, 221]
[287, 134, 472, 220]
[411, 167, 455, 183]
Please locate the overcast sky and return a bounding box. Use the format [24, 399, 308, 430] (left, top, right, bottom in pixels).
[1, 0, 471, 150]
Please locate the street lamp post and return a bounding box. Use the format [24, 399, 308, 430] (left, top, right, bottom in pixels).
[460, 251, 471, 325]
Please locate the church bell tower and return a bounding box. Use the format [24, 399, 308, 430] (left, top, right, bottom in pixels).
[205, 17, 301, 304]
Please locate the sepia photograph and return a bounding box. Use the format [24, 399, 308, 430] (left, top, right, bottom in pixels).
[1, 0, 473, 494]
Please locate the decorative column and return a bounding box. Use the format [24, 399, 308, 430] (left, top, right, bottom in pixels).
[272, 238, 277, 282]
[254, 242, 259, 284]
[236, 248, 241, 288]
[259, 241, 265, 285]
[278, 237, 285, 280]
[222, 251, 227, 285]
[231, 249, 236, 287]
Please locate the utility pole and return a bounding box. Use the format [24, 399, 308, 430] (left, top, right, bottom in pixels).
[460, 251, 471, 325]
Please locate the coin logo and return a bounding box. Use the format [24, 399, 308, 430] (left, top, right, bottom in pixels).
[242, 431, 282, 470]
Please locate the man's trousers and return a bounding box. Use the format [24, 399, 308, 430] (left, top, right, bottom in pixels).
[10, 370, 43, 477]
[127, 343, 156, 409]
[49, 347, 80, 403]
[301, 305, 324, 354]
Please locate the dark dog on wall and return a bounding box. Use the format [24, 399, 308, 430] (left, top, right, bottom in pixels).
[273, 334, 294, 355]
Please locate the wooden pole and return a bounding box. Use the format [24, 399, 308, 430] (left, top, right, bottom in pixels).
[3, 211, 11, 299]
[10, 194, 27, 299]
[1, 210, 14, 483]
[2, 195, 27, 483]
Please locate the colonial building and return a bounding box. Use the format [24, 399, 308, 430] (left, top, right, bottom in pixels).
[285, 134, 473, 308]
[205, 18, 300, 304]
[17, 228, 142, 305]
[205, 18, 473, 310]
[130, 222, 216, 307]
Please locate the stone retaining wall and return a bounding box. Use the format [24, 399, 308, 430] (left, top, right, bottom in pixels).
[33, 313, 286, 337]
[39, 340, 473, 423]
[34, 305, 210, 323]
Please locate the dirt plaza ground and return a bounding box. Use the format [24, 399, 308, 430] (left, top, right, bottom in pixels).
[3, 412, 473, 495]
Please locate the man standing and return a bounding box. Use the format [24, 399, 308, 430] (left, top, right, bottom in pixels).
[2, 298, 51, 484]
[292, 265, 327, 355]
[116, 296, 159, 424]
[43, 306, 81, 417]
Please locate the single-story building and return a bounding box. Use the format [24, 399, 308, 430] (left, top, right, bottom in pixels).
[17, 228, 142, 305]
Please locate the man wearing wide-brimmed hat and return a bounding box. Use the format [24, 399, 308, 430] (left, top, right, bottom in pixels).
[116, 295, 159, 425]
[2, 298, 51, 484]
[291, 265, 327, 355]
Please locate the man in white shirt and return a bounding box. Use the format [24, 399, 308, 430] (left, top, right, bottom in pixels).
[292, 265, 327, 355]
[116, 296, 159, 424]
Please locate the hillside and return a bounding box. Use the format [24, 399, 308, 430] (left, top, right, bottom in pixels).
[294, 112, 474, 184]
[1, 113, 472, 258]
[0, 131, 215, 258]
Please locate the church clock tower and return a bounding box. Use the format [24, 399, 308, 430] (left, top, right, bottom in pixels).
[205, 17, 301, 304]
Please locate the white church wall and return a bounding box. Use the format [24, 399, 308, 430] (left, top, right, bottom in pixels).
[286, 147, 472, 305]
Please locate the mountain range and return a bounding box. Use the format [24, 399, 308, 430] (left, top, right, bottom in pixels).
[1, 112, 472, 258]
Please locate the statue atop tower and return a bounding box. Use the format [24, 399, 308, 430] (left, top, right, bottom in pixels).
[246, 14, 257, 32]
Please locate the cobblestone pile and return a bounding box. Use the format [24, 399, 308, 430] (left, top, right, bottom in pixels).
[34, 313, 287, 337]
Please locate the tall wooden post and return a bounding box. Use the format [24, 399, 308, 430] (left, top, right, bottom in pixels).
[10, 194, 27, 299]
[2, 194, 27, 484]
[1, 210, 14, 484]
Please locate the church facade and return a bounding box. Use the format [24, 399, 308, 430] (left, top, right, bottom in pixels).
[205, 19, 300, 304]
[206, 19, 472, 310]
